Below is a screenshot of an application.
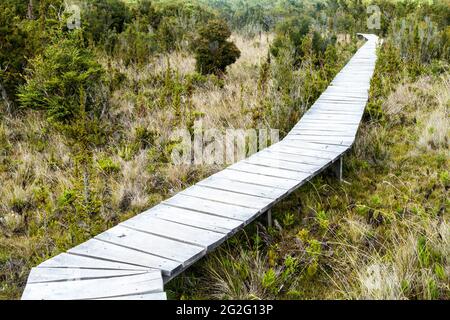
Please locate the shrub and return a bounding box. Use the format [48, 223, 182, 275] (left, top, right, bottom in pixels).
[18, 34, 106, 125]
[193, 19, 241, 76]
[83, 0, 132, 45]
[97, 157, 121, 174]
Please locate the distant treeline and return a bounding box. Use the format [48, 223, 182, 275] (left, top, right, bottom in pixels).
[1, 0, 449, 109]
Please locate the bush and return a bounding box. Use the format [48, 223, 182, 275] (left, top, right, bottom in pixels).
[83, 0, 132, 45]
[18, 34, 106, 124]
[192, 19, 241, 75]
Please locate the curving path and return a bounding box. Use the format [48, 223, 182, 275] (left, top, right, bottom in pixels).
[21, 34, 379, 300]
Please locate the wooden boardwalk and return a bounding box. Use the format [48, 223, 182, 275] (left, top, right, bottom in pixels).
[21, 34, 378, 300]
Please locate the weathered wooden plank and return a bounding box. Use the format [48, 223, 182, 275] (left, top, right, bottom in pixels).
[164, 193, 259, 222]
[229, 161, 310, 181]
[141, 204, 243, 234]
[212, 169, 298, 190]
[244, 154, 320, 173]
[289, 129, 356, 136]
[121, 215, 224, 249]
[22, 271, 163, 300]
[277, 140, 348, 154]
[197, 176, 284, 199]
[306, 109, 363, 115]
[95, 226, 205, 266]
[37, 253, 149, 271]
[256, 149, 330, 166]
[181, 185, 273, 209]
[268, 144, 339, 160]
[68, 238, 181, 276]
[293, 122, 360, 132]
[283, 135, 355, 146]
[94, 292, 167, 300]
[284, 135, 354, 147]
[27, 267, 147, 284]
[301, 113, 363, 122]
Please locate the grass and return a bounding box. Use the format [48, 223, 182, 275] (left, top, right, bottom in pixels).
[1, 29, 447, 300]
[165, 73, 449, 300]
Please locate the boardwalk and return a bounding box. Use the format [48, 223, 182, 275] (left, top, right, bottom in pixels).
[21, 34, 379, 300]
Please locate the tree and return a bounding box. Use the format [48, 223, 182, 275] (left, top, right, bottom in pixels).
[0, 0, 65, 112]
[270, 15, 313, 65]
[193, 19, 240, 75]
[83, 0, 132, 45]
[18, 33, 108, 210]
[0, 6, 28, 111]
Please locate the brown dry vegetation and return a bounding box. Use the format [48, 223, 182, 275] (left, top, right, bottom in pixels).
[167, 72, 449, 300]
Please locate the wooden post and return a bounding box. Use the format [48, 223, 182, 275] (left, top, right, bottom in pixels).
[266, 209, 273, 228]
[332, 156, 343, 182]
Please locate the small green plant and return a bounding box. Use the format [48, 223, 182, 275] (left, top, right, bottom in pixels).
[97, 157, 121, 174]
[316, 210, 329, 230]
[261, 268, 278, 295]
[417, 236, 431, 268]
[282, 211, 295, 227]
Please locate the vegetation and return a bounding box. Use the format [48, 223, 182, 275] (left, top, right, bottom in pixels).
[0, 0, 448, 300]
[193, 19, 241, 75]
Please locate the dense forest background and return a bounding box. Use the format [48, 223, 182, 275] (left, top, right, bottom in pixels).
[0, 0, 449, 299]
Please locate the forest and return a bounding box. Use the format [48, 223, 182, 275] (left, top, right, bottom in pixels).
[0, 0, 449, 300]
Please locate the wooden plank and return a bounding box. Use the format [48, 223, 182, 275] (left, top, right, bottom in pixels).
[244, 154, 320, 173]
[94, 292, 167, 300]
[256, 149, 330, 166]
[229, 161, 310, 181]
[293, 122, 360, 132]
[306, 109, 363, 115]
[268, 144, 338, 160]
[95, 226, 205, 266]
[180, 185, 273, 209]
[284, 135, 354, 147]
[164, 193, 259, 222]
[21, 271, 163, 300]
[27, 267, 147, 284]
[141, 204, 243, 234]
[277, 140, 348, 154]
[197, 176, 284, 199]
[283, 135, 354, 146]
[68, 239, 181, 276]
[37, 253, 148, 271]
[121, 215, 224, 249]
[301, 113, 363, 122]
[289, 129, 356, 136]
[212, 169, 298, 190]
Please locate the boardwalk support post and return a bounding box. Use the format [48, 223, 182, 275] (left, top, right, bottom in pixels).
[266, 209, 273, 228]
[332, 156, 343, 182]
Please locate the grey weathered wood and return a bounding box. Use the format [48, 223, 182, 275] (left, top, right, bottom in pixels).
[95, 225, 205, 266]
[213, 169, 298, 190]
[141, 204, 243, 234]
[164, 193, 259, 222]
[121, 214, 224, 249]
[27, 267, 147, 284]
[255, 149, 330, 166]
[37, 253, 148, 271]
[180, 185, 274, 209]
[93, 292, 167, 300]
[22, 271, 164, 300]
[229, 161, 311, 181]
[68, 238, 182, 276]
[197, 176, 284, 199]
[244, 154, 320, 173]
